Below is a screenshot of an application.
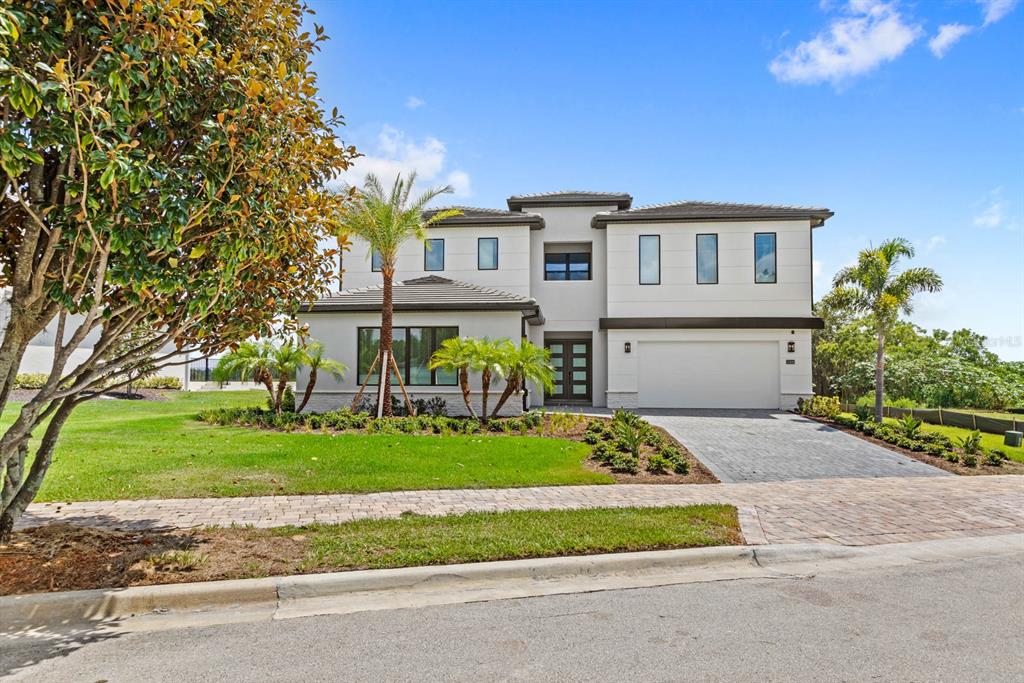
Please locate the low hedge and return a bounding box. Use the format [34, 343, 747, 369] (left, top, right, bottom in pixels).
[13, 373, 181, 391]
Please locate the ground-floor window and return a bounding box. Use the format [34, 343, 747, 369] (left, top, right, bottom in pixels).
[357, 326, 459, 386]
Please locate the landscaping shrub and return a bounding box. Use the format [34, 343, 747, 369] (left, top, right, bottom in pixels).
[591, 442, 613, 463]
[960, 453, 977, 468]
[957, 429, 983, 456]
[132, 376, 183, 390]
[646, 454, 672, 474]
[13, 373, 49, 389]
[800, 395, 840, 419]
[853, 403, 874, 422]
[610, 453, 640, 474]
[983, 450, 1004, 467]
[833, 413, 859, 429]
[897, 415, 923, 439]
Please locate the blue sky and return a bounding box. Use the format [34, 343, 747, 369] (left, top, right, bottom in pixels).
[309, 0, 1024, 360]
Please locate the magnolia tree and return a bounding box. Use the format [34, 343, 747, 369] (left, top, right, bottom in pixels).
[0, 1, 356, 539]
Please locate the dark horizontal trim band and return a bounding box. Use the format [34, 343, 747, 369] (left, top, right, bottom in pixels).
[592, 212, 833, 229]
[305, 302, 540, 314]
[430, 215, 546, 230]
[508, 197, 632, 211]
[599, 316, 825, 330]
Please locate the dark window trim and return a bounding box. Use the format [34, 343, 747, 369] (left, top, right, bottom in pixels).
[357, 326, 459, 386]
[371, 249, 383, 272]
[477, 237, 499, 270]
[754, 232, 777, 284]
[544, 339, 592, 403]
[543, 252, 592, 281]
[639, 234, 660, 285]
[696, 233, 718, 285]
[424, 238, 444, 271]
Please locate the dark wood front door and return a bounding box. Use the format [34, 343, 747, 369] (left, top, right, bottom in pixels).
[545, 340, 591, 402]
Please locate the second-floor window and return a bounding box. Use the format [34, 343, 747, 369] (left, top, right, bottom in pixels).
[544, 253, 591, 281]
[754, 232, 777, 283]
[639, 235, 660, 285]
[424, 238, 444, 271]
[696, 234, 718, 284]
[371, 249, 383, 272]
[478, 237, 498, 270]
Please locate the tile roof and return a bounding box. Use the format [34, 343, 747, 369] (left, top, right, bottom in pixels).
[591, 200, 834, 228]
[306, 276, 541, 314]
[507, 191, 633, 211]
[423, 206, 545, 229]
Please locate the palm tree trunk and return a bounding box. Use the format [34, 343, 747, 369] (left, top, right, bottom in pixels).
[480, 368, 491, 421]
[259, 369, 275, 411]
[458, 367, 477, 419]
[275, 374, 289, 414]
[298, 367, 318, 413]
[380, 269, 394, 417]
[491, 374, 520, 420]
[874, 330, 885, 423]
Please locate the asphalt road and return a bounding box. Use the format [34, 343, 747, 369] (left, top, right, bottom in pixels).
[5, 552, 1023, 682]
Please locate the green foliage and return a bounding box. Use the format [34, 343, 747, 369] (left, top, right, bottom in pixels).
[957, 429, 983, 456]
[898, 415, 923, 439]
[960, 453, 977, 468]
[12, 373, 48, 389]
[610, 453, 640, 475]
[646, 454, 672, 474]
[132, 376, 183, 390]
[983, 450, 1004, 467]
[799, 395, 840, 418]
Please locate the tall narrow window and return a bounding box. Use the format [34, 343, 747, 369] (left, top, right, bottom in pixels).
[696, 234, 718, 284]
[371, 249, 383, 272]
[424, 238, 444, 271]
[754, 232, 777, 283]
[478, 237, 498, 270]
[639, 235, 660, 285]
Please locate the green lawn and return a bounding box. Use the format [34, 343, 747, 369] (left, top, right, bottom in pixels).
[286, 505, 742, 572]
[882, 417, 1024, 464]
[4, 392, 610, 502]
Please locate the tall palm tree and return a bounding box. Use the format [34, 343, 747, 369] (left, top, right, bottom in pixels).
[297, 341, 346, 413]
[339, 173, 461, 416]
[429, 336, 480, 419]
[824, 238, 942, 422]
[490, 339, 555, 419]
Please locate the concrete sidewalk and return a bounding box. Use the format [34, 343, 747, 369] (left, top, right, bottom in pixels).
[19, 475, 1024, 547]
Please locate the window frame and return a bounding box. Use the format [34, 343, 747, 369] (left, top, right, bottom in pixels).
[423, 238, 445, 272]
[371, 249, 383, 272]
[543, 252, 592, 281]
[754, 232, 777, 284]
[477, 237, 499, 270]
[638, 234, 660, 285]
[695, 233, 719, 285]
[356, 326, 459, 387]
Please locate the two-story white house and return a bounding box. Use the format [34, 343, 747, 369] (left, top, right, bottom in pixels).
[298, 191, 832, 414]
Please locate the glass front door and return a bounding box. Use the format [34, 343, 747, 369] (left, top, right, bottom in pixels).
[545, 340, 591, 402]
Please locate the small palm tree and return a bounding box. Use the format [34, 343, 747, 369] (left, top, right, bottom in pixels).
[490, 340, 555, 419]
[429, 336, 480, 418]
[270, 341, 309, 414]
[213, 341, 275, 403]
[297, 341, 346, 413]
[473, 338, 506, 421]
[824, 238, 942, 422]
[339, 173, 461, 416]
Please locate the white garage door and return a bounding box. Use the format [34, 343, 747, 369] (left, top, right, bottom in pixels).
[637, 341, 780, 409]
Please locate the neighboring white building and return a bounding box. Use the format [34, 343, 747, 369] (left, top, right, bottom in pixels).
[298, 191, 832, 415]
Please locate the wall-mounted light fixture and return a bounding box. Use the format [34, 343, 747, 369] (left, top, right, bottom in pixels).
[787, 341, 796, 353]
[624, 342, 632, 354]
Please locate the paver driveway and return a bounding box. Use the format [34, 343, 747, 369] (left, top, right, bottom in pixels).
[641, 410, 951, 483]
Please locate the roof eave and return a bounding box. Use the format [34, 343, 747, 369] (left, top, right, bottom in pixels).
[507, 196, 633, 211]
[592, 211, 834, 229]
[428, 214, 546, 230]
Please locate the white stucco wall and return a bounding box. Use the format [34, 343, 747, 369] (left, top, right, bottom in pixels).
[340, 224, 533, 297]
[605, 219, 814, 318]
[297, 309, 526, 415]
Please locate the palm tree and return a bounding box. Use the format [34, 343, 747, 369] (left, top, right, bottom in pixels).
[213, 341, 275, 405]
[270, 341, 308, 413]
[339, 173, 461, 416]
[824, 238, 942, 422]
[473, 338, 506, 421]
[429, 336, 480, 419]
[490, 339, 555, 419]
[297, 341, 346, 413]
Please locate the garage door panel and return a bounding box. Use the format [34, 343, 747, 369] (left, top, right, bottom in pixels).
[638, 341, 779, 409]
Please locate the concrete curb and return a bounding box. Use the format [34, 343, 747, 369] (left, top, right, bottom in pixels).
[4, 535, 1018, 631]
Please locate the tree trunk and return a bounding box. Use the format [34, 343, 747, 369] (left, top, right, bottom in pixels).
[275, 374, 289, 414]
[458, 366, 477, 419]
[380, 270, 394, 417]
[259, 369, 275, 411]
[480, 368, 491, 421]
[298, 367, 318, 413]
[491, 374, 520, 420]
[874, 330, 885, 423]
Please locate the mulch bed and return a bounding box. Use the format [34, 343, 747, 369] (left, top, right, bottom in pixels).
[0, 524, 303, 595]
[583, 425, 718, 485]
[9, 388, 171, 402]
[806, 416, 1024, 476]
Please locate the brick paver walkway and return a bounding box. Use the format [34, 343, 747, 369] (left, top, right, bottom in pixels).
[642, 410, 949, 483]
[20, 476, 1024, 547]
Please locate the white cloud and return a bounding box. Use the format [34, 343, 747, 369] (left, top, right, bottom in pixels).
[331, 125, 472, 199]
[978, 0, 1018, 25]
[928, 23, 974, 58]
[404, 96, 425, 110]
[973, 187, 1008, 228]
[769, 0, 922, 86]
[923, 235, 947, 252]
